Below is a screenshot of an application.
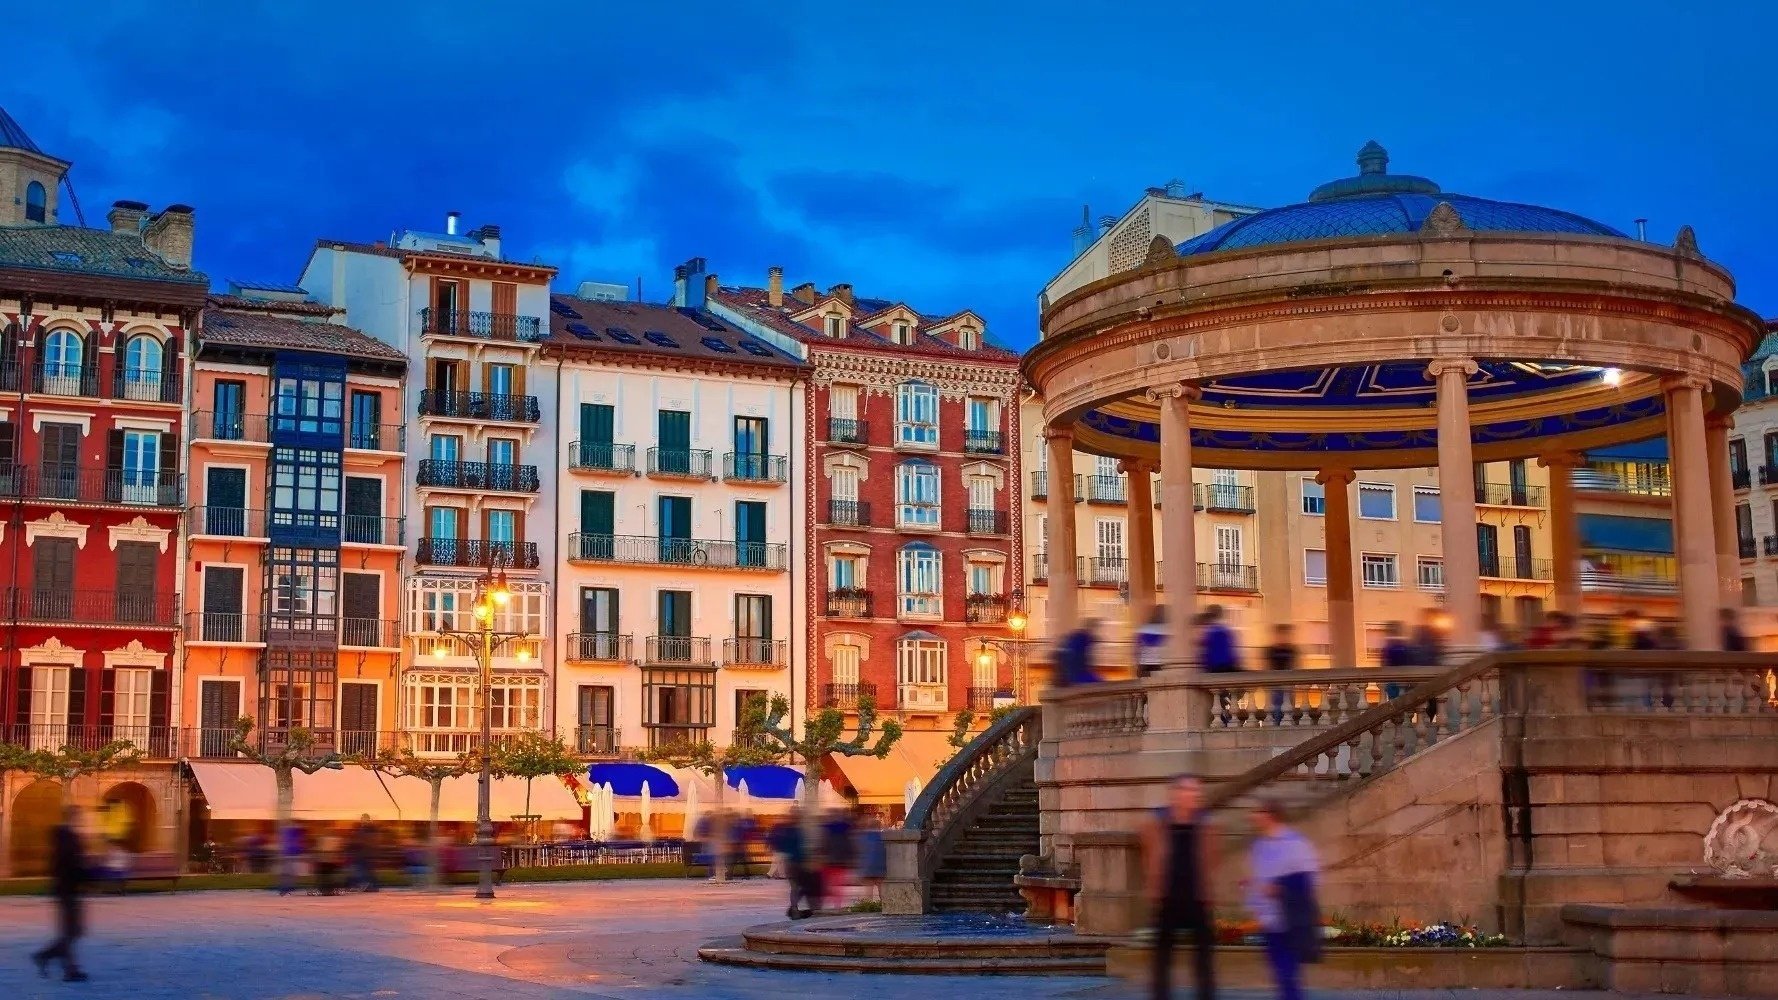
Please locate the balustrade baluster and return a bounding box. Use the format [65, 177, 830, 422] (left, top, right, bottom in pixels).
[1708, 671, 1728, 715]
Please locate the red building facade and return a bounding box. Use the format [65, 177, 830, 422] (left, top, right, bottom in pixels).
[712, 269, 1024, 763]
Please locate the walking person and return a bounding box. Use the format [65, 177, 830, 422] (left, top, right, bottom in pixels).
[32, 805, 89, 982]
[1136, 605, 1169, 677]
[275, 822, 305, 896]
[1721, 607, 1750, 653]
[856, 813, 887, 904]
[1143, 774, 1217, 1000]
[1197, 605, 1240, 674]
[348, 814, 378, 892]
[766, 808, 814, 919]
[1264, 623, 1299, 723]
[818, 807, 857, 910]
[1054, 616, 1102, 687]
[1246, 798, 1322, 1000]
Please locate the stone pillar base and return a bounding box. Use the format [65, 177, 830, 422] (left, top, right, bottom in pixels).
[1072, 831, 1144, 937]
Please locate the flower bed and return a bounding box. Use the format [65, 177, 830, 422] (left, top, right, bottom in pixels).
[1213, 917, 1512, 948]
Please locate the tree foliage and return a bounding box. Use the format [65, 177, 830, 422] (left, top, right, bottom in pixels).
[754, 692, 901, 765]
[227, 716, 346, 776]
[641, 692, 779, 780]
[947, 704, 1018, 752]
[30, 739, 145, 784]
[491, 731, 581, 783]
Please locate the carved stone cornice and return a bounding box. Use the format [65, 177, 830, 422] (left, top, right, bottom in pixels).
[1117, 458, 1156, 476]
[809, 348, 1020, 399]
[1661, 374, 1710, 395]
[25, 511, 88, 549]
[104, 638, 166, 670]
[109, 515, 172, 553]
[21, 636, 84, 666]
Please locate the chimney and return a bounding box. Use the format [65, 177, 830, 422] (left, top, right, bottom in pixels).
[672, 263, 689, 307]
[1634, 218, 1648, 241]
[767, 266, 784, 308]
[827, 283, 854, 306]
[1071, 205, 1092, 255]
[790, 282, 818, 306]
[1098, 214, 1116, 235]
[107, 200, 148, 235]
[677, 256, 708, 310]
[143, 205, 195, 269]
[704, 273, 719, 299]
[469, 223, 502, 259]
[445, 211, 461, 236]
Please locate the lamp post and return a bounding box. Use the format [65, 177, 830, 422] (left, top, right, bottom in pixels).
[975, 608, 1030, 705]
[430, 565, 532, 900]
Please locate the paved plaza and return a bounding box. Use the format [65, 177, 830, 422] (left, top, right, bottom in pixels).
[0, 879, 1668, 1000]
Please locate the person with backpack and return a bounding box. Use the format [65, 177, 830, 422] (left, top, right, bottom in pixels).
[1246, 798, 1321, 1000]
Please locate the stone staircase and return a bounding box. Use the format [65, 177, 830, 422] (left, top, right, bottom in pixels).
[928, 763, 1038, 913]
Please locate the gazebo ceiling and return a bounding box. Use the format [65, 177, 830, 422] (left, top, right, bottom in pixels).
[1197, 359, 1604, 409]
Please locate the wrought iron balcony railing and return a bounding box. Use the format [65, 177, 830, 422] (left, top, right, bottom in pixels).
[963, 429, 1004, 455]
[342, 514, 404, 547]
[1477, 556, 1554, 581]
[11, 588, 178, 628]
[827, 418, 869, 445]
[419, 307, 545, 343]
[1033, 552, 1051, 584]
[725, 637, 787, 666]
[416, 538, 540, 569]
[575, 724, 619, 756]
[565, 532, 788, 571]
[32, 361, 99, 397]
[415, 459, 539, 493]
[0, 464, 183, 507]
[1732, 466, 1752, 491]
[964, 593, 1010, 624]
[823, 682, 877, 710]
[964, 508, 1008, 535]
[1762, 464, 1778, 487]
[967, 687, 1000, 711]
[339, 617, 400, 649]
[1197, 562, 1260, 592]
[568, 441, 637, 474]
[1082, 557, 1128, 587]
[827, 499, 871, 527]
[191, 410, 270, 443]
[825, 588, 873, 618]
[189, 506, 268, 538]
[724, 452, 788, 483]
[645, 635, 712, 664]
[1766, 535, 1778, 557]
[1476, 482, 1547, 508]
[564, 631, 633, 662]
[2, 723, 178, 758]
[418, 389, 541, 423]
[112, 367, 182, 403]
[347, 421, 406, 452]
[1740, 537, 1758, 561]
[1030, 471, 1082, 502]
[1085, 475, 1126, 504]
[1195, 483, 1256, 513]
[646, 447, 714, 479]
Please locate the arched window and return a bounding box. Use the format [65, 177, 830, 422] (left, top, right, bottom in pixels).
[896, 459, 940, 528]
[122, 334, 164, 400]
[894, 381, 939, 447]
[40, 329, 83, 395]
[24, 181, 46, 223]
[898, 543, 942, 618]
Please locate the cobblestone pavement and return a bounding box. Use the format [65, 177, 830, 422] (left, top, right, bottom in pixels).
[0, 880, 1659, 1000]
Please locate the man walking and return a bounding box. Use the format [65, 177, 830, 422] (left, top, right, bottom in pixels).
[33, 805, 89, 982]
[1143, 774, 1216, 1000]
[1247, 798, 1321, 1000]
[766, 808, 814, 919]
[1198, 605, 1239, 674]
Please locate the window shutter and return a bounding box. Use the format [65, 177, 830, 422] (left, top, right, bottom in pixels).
[162, 334, 181, 401]
[107, 429, 125, 472]
[83, 330, 97, 391]
[12, 667, 29, 726]
[99, 668, 117, 729]
[513, 511, 526, 545]
[158, 431, 176, 498]
[68, 667, 88, 728]
[150, 668, 170, 731]
[513, 365, 526, 403]
[0, 422, 14, 466]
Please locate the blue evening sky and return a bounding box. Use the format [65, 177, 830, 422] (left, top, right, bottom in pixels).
[10, 2, 1775, 347]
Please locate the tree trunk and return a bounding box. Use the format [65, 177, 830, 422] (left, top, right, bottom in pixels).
[275, 764, 296, 890]
[802, 753, 824, 865]
[524, 777, 534, 842]
[428, 777, 443, 888]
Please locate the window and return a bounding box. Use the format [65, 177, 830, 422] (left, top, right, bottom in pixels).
[1361, 553, 1400, 589]
[487, 509, 516, 545]
[832, 466, 859, 503]
[830, 384, 859, 420]
[1301, 479, 1325, 516]
[1096, 518, 1126, 562]
[25, 181, 47, 223]
[114, 668, 153, 745]
[898, 544, 942, 617]
[486, 437, 516, 467]
[894, 382, 939, 447]
[1357, 483, 1396, 520]
[831, 554, 860, 589]
[29, 665, 70, 733]
[1417, 557, 1445, 591]
[966, 398, 994, 434]
[892, 321, 910, 345]
[1303, 549, 1327, 586]
[270, 547, 339, 635]
[429, 434, 461, 463]
[488, 678, 543, 730]
[1413, 486, 1440, 523]
[1214, 525, 1241, 568]
[832, 644, 861, 686]
[896, 460, 940, 528]
[972, 646, 998, 689]
[966, 475, 993, 512]
[823, 314, 844, 337]
[957, 327, 980, 350]
[968, 563, 995, 597]
[349, 390, 384, 449]
[121, 335, 163, 399]
[1477, 523, 1500, 577]
[273, 373, 344, 436]
[897, 637, 947, 686]
[41, 329, 83, 392]
[271, 448, 341, 531]
[120, 430, 160, 503]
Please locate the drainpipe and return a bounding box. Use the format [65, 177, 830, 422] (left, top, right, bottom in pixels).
[551, 354, 563, 742]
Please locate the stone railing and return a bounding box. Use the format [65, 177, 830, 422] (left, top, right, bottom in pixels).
[1057, 680, 1149, 737]
[1187, 667, 1445, 731]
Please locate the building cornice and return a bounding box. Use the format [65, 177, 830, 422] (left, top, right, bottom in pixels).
[811, 348, 1021, 398]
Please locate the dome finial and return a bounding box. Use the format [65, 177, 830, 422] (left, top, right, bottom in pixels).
[1357, 140, 1388, 176]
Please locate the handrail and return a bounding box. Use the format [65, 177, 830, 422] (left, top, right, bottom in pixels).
[1203, 651, 1507, 811]
[905, 705, 1040, 832]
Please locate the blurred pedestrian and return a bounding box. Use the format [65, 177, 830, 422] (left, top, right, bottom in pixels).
[1722, 607, 1749, 652]
[1054, 616, 1102, 687]
[276, 822, 305, 896]
[1198, 605, 1240, 674]
[818, 807, 857, 909]
[313, 831, 341, 896]
[1246, 798, 1321, 1000]
[766, 809, 814, 919]
[1410, 609, 1444, 665]
[856, 814, 887, 904]
[1380, 621, 1415, 701]
[1143, 775, 1217, 1000]
[1264, 624, 1299, 723]
[1653, 623, 1683, 651]
[707, 807, 733, 884]
[32, 805, 88, 982]
[1137, 605, 1169, 677]
[347, 814, 378, 892]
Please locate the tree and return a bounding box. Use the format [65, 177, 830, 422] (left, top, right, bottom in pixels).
[31, 739, 146, 804]
[0, 741, 50, 832]
[947, 705, 1017, 758]
[491, 731, 580, 842]
[752, 693, 901, 843]
[641, 693, 780, 873]
[362, 746, 476, 885]
[229, 717, 345, 883]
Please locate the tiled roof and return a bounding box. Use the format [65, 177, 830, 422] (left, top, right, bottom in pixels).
[0, 105, 43, 154]
[311, 238, 407, 260]
[543, 295, 805, 372]
[202, 301, 406, 363]
[206, 293, 339, 317]
[713, 286, 1019, 363]
[0, 224, 207, 285]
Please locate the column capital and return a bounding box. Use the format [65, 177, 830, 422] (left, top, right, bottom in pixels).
[1660, 374, 1710, 395]
[1426, 357, 1479, 380]
[1536, 450, 1586, 471]
[1117, 458, 1156, 476]
[1146, 381, 1202, 405]
[1705, 412, 1735, 432]
[1314, 468, 1356, 487]
[1042, 426, 1074, 444]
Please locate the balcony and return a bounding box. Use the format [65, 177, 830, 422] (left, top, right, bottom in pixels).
[2, 724, 179, 758]
[342, 514, 405, 547]
[898, 683, 948, 713]
[1476, 482, 1547, 508]
[964, 508, 1007, 535]
[186, 611, 267, 645]
[568, 441, 636, 475]
[418, 389, 540, 424]
[111, 367, 182, 404]
[1198, 563, 1260, 592]
[823, 682, 877, 710]
[1030, 471, 1081, 502]
[724, 452, 788, 484]
[724, 637, 788, 667]
[1766, 535, 1778, 557]
[1575, 463, 1671, 497]
[416, 538, 541, 569]
[1082, 557, 1128, 588]
[1478, 556, 1554, 581]
[646, 726, 712, 750]
[963, 429, 1005, 455]
[964, 593, 1010, 624]
[339, 617, 400, 649]
[646, 447, 714, 480]
[645, 635, 713, 664]
[827, 418, 869, 446]
[2, 464, 183, 507]
[827, 499, 871, 527]
[1763, 464, 1778, 487]
[419, 307, 545, 343]
[192, 410, 270, 444]
[1084, 475, 1126, 504]
[1580, 555, 1678, 595]
[1733, 466, 1752, 491]
[1033, 552, 1051, 585]
[31, 362, 99, 398]
[967, 687, 1001, 711]
[565, 533, 788, 571]
[12, 588, 178, 628]
[564, 632, 633, 662]
[416, 460, 539, 493]
[1195, 483, 1256, 513]
[825, 588, 873, 618]
[575, 724, 619, 756]
[347, 421, 406, 452]
[189, 506, 268, 539]
[1740, 537, 1759, 561]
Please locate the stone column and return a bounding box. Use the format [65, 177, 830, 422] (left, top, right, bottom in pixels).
[1121, 459, 1157, 626]
[1665, 377, 1721, 649]
[1317, 469, 1358, 667]
[1431, 359, 1483, 650]
[1152, 384, 1200, 668]
[1044, 428, 1081, 643]
[1538, 451, 1585, 618]
[1705, 414, 1742, 606]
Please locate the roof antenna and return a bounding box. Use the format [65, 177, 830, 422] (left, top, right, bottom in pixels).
[1633, 218, 1648, 241]
[59, 175, 86, 227]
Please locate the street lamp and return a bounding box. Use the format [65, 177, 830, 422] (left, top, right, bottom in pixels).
[430, 565, 532, 900]
[974, 608, 1031, 706]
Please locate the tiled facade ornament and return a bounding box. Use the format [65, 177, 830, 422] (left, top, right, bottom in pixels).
[1141, 234, 1177, 269]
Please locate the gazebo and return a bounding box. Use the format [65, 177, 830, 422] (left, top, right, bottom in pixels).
[1024, 143, 1767, 661]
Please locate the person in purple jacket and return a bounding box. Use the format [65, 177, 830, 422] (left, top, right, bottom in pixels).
[1246, 798, 1322, 1000]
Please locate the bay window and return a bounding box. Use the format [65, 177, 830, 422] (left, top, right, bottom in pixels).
[895, 381, 939, 447]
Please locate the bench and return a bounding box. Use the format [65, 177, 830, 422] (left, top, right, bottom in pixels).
[104, 852, 182, 894]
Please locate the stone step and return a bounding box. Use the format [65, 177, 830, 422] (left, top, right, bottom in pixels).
[698, 946, 1102, 975]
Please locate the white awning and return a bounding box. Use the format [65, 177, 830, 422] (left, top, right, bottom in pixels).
[188, 762, 583, 823]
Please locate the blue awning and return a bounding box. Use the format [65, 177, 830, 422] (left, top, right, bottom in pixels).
[1586, 437, 1668, 462]
[1579, 513, 1673, 554]
[724, 764, 802, 799]
[587, 762, 680, 797]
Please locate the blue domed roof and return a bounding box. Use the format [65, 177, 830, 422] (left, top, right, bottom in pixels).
[1177, 143, 1625, 257]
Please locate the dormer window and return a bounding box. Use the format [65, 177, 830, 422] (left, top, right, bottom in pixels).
[958, 327, 980, 350]
[893, 321, 911, 345]
[825, 314, 844, 338]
